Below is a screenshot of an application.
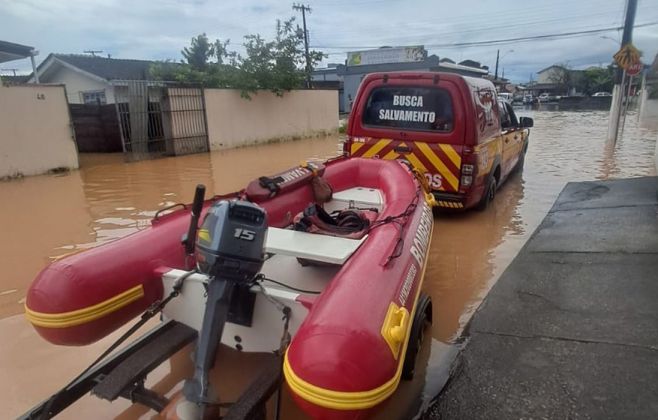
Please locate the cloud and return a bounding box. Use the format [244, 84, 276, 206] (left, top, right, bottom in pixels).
[1, 0, 656, 82]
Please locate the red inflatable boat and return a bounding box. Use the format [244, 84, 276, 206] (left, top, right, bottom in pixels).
[24, 157, 435, 419]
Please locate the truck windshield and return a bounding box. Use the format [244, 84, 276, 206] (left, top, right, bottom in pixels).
[362, 86, 453, 132]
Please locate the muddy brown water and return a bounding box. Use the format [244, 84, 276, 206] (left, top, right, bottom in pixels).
[1, 110, 656, 419]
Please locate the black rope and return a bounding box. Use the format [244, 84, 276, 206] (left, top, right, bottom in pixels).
[368, 185, 421, 232]
[254, 274, 322, 295]
[385, 221, 406, 264]
[38, 269, 196, 420]
[365, 184, 422, 263]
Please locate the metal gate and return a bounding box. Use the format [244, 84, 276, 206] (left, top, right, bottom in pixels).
[69, 103, 123, 152]
[114, 81, 209, 160]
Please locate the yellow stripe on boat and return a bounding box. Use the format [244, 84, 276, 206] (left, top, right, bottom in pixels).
[283, 212, 434, 411]
[24, 285, 145, 328]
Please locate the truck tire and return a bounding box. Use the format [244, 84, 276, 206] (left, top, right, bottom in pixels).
[515, 145, 527, 173]
[476, 176, 497, 211]
[402, 293, 432, 380]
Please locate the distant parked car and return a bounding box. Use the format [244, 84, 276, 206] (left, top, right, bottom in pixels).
[498, 93, 513, 103]
[523, 94, 533, 104]
[592, 92, 612, 97]
[538, 92, 561, 102]
[537, 93, 550, 102]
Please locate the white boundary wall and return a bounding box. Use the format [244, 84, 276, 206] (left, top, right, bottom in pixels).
[0, 85, 78, 178]
[204, 89, 338, 150]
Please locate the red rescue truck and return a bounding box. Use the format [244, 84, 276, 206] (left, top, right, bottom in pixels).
[344, 72, 533, 210]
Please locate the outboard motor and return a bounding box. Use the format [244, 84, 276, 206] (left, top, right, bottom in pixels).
[195, 200, 268, 280]
[182, 199, 268, 414]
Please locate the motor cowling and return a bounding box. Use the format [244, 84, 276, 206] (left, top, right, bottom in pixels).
[195, 200, 268, 281]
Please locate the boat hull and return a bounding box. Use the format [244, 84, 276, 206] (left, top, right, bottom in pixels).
[283, 163, 433, 417]
[24, 157, 434, 418]
[24, 170, 316, 346]
[24, 209, 194, 345]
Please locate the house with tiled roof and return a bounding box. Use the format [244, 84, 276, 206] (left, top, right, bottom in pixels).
[28, 54, 167, 104]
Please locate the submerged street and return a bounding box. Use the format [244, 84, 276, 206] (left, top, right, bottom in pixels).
[1, 109, 656, 418]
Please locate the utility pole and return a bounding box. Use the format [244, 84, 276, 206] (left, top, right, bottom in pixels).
[494, 49, 500, 80]
[637, 70, 646, 122]
[1, 68, 19, 76]
[293, 3, 312, 88]
[607, 0, 638, 143]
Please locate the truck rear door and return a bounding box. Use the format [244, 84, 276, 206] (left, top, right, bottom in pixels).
[347, 76, 466, 193]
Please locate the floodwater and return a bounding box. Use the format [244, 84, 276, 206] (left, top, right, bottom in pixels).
[1, 110, 656, 419]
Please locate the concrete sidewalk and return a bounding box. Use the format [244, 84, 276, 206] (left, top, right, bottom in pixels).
[431, 177, 658, 419]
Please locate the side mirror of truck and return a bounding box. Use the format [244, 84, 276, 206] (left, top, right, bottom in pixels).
[520, 117, 534, 128]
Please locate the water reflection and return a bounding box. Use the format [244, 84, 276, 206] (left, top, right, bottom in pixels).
[428, 171, 526, 342]
[0, 111, 656, 418]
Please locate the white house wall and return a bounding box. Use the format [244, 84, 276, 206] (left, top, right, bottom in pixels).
[536, 67, 561, 84]
[47, 65, 114, 104]
[0, 85, 79, 178]
[204, 89, 338, 150]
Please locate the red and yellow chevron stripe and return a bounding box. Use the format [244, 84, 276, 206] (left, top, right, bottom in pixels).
[436, 200, 464, 209]
[349, 138, 462, 192]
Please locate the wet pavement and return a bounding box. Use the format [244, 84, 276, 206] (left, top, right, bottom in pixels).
[0, 109, 656, 418]
[432, 176, 658, 419]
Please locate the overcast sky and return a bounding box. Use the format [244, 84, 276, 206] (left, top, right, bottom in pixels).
[1, 0, 657, 82]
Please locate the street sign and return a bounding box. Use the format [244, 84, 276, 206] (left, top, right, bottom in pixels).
[613, 43, 641, 71]
[626, 61, 643, 76]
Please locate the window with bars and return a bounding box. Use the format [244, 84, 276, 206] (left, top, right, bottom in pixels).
[81, 90, 107, 105]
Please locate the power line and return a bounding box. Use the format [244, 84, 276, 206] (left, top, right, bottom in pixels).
[310, 21, 658, 50]
[310, 6, 626, 39]
[309, 0, 656, 47]
[311, 13, 632, 49]
[429, 21, 657, 48]
[312, 0, 628, 33]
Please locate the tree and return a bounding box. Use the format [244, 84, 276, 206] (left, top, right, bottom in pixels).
[234, 18, 324, 95]
[150, 17, 325, 98]
[213, 39, 236, 65]
[547, 64, 572, 95]
[579, 66, 614, 95]
[182, 34, 215, 71]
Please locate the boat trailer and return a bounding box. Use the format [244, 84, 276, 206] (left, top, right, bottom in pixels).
[21, 187, 286, 420]
[20, 319, 285, 420]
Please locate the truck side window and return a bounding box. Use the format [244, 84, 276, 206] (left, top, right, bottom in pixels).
[505, 102, 519, 128]
[362, 86, 453, 132]
[499, 102, 512, 130]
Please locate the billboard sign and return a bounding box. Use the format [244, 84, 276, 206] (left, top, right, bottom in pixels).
[347, 46, 426, 66]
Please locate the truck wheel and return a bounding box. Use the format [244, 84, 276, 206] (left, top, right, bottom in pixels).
[515, 146, 527, 173]
[402, 293, 432, 381]
[476, 177, 497, 211]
